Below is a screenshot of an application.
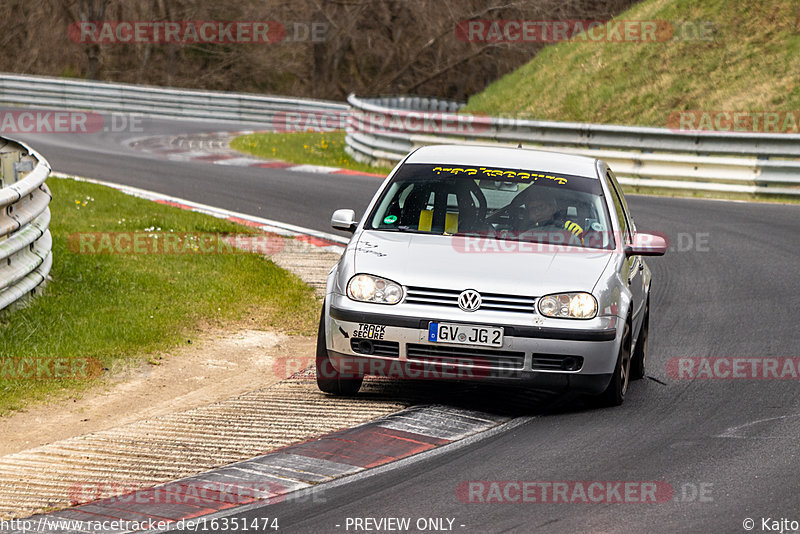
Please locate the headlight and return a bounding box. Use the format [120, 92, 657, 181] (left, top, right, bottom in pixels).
[347, 274, 403, 304]
[537, 292, 597, 319]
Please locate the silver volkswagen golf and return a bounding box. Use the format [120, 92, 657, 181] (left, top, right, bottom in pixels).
[317, 145, 666, 406]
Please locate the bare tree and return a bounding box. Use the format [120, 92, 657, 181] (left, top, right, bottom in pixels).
[70, 0, 110, 79]
[0, 0, 638, 99]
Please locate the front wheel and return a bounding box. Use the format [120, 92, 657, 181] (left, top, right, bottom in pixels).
[316, 303, 363, 396]
[596, 319, 631, 407]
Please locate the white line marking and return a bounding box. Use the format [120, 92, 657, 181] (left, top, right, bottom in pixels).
[212, 157, 268, 166]
[51, 172, 349, 247]
[715, 413, 800, 439]
[288, 164, 341, 174]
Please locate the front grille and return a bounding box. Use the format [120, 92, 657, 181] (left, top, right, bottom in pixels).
[531, 355, 584, 371]
[404, 286, 536, 314]
[350, 338, 400, 358]
[407, 343, 525, 370]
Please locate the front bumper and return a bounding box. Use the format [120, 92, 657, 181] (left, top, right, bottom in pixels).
[324, 297, 623, 394]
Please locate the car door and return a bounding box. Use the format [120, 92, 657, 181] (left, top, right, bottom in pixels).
[606, 169, 645, 329]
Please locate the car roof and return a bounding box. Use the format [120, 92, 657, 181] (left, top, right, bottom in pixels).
[405, 144, 600, 178]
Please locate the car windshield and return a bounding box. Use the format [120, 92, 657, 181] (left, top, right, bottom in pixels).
[366, 163, 614, 249]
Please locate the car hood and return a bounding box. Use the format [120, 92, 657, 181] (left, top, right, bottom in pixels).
[353, 230, 613, 296]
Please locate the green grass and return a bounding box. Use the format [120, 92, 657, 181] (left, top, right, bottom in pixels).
[0, 177, 320, 414]
[464, 0, 800, 127]
[230, 131, 394, 175]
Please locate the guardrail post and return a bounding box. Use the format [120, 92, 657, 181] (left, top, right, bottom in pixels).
[0, 151, 21, 188]
[14, 160, 34, 180]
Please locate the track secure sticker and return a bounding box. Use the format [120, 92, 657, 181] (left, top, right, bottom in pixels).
[383, 215, 398, 224]
[353, 323, 386, 340]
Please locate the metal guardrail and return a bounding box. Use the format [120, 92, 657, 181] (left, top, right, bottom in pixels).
[345, 95, 800, 196]
[3, 74, 799, 195]
[0, 73, 348, 124]
[0, 136, 52, 311]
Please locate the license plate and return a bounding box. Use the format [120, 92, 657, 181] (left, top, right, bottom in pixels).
[428, 322, 503, 348]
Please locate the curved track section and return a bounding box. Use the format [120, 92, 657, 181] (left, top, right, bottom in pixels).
[7, 116, 376, 237]
[8, 115, 800, 533]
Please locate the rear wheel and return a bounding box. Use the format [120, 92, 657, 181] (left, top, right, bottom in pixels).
[597, 319, 631, 407]
[316, 303, 363, 396]
[631, 301, 649, 380]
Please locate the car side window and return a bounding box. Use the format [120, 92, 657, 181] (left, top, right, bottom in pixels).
[605, 170, 632, 244]
[608, 169, 636, 234]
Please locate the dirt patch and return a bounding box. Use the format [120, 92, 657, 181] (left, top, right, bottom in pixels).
[0, 325, 316, 456]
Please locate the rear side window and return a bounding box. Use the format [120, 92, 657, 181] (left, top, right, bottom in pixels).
[605, 169, 632, 244]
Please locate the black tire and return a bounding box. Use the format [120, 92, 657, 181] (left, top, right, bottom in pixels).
[630, 301, 649, 380]
[597, 319, 631, 407]
[315, 303, 363, 396]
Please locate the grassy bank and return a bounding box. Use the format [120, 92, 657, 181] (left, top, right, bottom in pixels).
[464, 0, 800, 127]
[0, 177, 319, 414]
[231, 131, 393, 175]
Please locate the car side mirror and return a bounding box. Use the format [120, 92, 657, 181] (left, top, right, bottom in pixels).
[625, 232, 668, 256]
[331, 209, 357, 233]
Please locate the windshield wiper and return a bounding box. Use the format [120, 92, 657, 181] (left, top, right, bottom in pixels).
[371, 225, 420, 233]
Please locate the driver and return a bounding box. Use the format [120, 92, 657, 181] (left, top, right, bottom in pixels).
[522, 190, 584, 240]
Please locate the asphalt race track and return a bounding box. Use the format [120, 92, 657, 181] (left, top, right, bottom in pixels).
[11, 117, 800, 533]
[9, 115, 375, 238]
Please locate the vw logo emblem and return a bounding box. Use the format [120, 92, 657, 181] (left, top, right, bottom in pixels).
[458, 289, 482, 312]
